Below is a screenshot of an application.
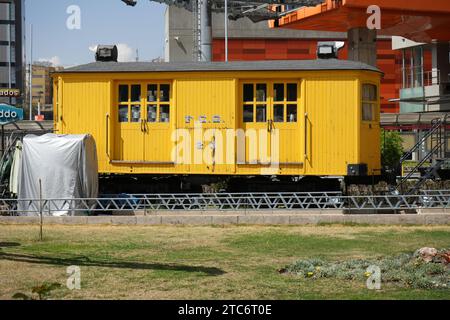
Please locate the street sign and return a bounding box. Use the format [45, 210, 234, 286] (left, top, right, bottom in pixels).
[0, 104, 24, 125]
[0, 89, 20, 98]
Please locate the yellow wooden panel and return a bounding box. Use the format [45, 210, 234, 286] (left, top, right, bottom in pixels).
[176, 78, 235, 129]
[60, 79, 111, 170]
[305, 77, 359, 175]
[144, 128, 173, 162]
[175, 79, 236, 174]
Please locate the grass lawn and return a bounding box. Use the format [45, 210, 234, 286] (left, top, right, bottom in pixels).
[0, 224, 449, 300]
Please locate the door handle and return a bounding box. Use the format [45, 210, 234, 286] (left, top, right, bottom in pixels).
[267, 119, 273, 133]
[304, 112, 308, 159]
[140, 119, 145, 133]
[106, 113, 110, 158]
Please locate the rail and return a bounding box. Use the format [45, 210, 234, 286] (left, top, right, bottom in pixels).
[1, 191, 450, 215]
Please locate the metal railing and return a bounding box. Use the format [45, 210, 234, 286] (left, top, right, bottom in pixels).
[1, 191, 449, 216]
[401, 67, 446, 89]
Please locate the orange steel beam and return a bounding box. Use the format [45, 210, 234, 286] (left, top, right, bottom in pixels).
[271, 0, 450, 42]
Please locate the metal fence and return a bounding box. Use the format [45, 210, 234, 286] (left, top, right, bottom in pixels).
[1, 190, 450, 215]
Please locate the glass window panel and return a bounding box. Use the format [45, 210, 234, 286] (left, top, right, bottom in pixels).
[160, 105, 170, 123]
[287, 105, 297, 122]
[243, 84, 253, 102]
[147, 105, 157, 123]
[363, 84, 377, 101]
[362, 103, 373, 121]
[131, 85, 141, 102]
[287, 83, 297, 101]
[118, 85, 128, 102]
[131, 105, 141, 123]
[274, 83, 284, 102]
[118, 105, 128, 122]
[147, 84, 157, 102]
[160, 84, 170, 102]
[256, 84, 267, 102]
[274, 104, 284, 122]
[256, 105, 267, 123]
[243, 105, 254, 123]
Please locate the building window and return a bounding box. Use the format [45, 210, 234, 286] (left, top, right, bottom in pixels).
[362, 84, 378, 121]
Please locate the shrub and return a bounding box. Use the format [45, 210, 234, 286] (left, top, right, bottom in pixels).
[282, 249, 449, 289]
[381, 129, 404, 170]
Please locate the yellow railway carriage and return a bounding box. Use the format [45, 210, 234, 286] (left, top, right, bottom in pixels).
[52, 59, 382, 187]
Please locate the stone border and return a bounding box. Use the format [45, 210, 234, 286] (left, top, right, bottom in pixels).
[0, 213, 449, 225]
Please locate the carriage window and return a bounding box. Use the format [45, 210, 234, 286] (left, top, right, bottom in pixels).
[146, 83, 171, 123]
[160, 84, 170, 102]
[160, 105, 170, 123]
[118, 84, 141, 123]
[131, 105, 141, 123]
[242, 83, 268, 123]
[243, 105, 254, 123]
[287, 105, 297, 122]
[243, 84, 254, 102]
[147, 105, 157, 123]
[131, 85, 141, 102]
[118, 105, 128, 122]
[274, 104, 284, 122]
[274, 83, 284, 102]
[362, 84, 378, 121]
[256, 84, 267, 102]
[272, 82, 298, 123]
[362, 104, 373, 121]
[256, 105, 267, 123]
[147, 85, 157, 102]
[287, 83, 297, 101]
[119, 85, 128, 102]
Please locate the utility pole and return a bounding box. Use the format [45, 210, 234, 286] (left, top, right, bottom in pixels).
[7, 1, 12, 104]
[29, 24, 33, 121]
[224, 0, 228, 62]
[199, 0, 212, 62]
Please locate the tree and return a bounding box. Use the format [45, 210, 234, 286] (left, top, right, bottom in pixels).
[381, 129, 404, 170]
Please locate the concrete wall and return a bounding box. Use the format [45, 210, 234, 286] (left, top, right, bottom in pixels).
[1, 212, 449, 226]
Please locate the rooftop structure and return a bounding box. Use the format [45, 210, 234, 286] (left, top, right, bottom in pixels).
[273, 0, 450, 43]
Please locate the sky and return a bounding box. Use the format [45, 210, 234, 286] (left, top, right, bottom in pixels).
[26, 0, 167, 67]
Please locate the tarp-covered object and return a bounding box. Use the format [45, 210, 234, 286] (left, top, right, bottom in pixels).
[18, 134, 98, 216]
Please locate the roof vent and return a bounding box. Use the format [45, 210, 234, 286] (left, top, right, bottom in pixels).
[317, 41, 345, 59]
[96, 45, 118, 62]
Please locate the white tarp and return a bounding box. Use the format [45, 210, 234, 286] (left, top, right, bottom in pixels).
[18, 134, 98, 216]
[9, 140, 22, 195]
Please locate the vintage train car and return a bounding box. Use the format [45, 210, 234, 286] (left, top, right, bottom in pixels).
[52, 60, 381, 191]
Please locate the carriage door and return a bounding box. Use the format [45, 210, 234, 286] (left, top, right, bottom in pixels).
[143, 83, 174, 164]
[240, 82, 271, 165]
[115, 84, 145, 162]
[270, 82, 303, 167]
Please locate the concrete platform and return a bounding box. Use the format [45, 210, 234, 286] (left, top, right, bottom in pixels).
[0, 212, 449, 225]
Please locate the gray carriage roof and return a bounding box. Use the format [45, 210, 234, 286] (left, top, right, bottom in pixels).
[57, 59, 381, 74]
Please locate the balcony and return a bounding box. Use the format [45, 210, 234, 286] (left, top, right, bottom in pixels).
[400, 67, 450, 113]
